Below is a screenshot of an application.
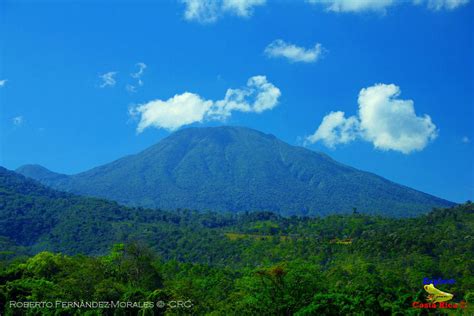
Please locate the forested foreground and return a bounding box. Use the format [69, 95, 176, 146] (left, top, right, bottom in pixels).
[1, 202, 473, 315]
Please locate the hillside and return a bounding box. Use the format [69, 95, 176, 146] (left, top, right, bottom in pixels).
[1, 166, 473, 314]
[17, 126, 453, 217]
[0, 166, 190, 255]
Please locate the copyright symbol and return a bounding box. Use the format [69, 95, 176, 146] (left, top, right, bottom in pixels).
[156, 301, 165, 308]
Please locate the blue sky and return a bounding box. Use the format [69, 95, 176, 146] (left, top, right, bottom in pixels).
[0, 0, 473, 203]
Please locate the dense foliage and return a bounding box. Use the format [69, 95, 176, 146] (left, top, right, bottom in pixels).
[16, 126, 453, 217]
[1, 202, 473, 315]
[0, 167, 473, 314]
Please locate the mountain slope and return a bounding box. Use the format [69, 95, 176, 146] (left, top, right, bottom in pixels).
[0, 166, 220, 255]
[16, 126, 453, 217]
[0, 166, 137, 254]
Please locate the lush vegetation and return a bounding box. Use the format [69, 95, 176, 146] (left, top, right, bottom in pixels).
[1, 167, 473, 314]
[16, 126, 453, 217]
[1, 203, 473, 315]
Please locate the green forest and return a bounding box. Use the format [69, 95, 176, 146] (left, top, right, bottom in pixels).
[1, 168, 473, 314]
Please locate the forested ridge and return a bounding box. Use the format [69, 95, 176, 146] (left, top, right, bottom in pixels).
[1, 167, 473, 315]
[16, 126, 454, 217]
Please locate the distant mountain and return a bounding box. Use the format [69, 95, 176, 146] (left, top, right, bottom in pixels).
[16, 126, 454, 217]
[16, 164, 69, 185]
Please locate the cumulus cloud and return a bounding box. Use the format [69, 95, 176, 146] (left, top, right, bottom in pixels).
[305, 111, 359, 147]
[210, 75, 281, 119]
[12, 116, 24, 126]
[99, 72, 117, 88]
[306, 83, 438, 154]
[0, 79, 7, 87]
[182, 0, 265, 23]
[264, 40, 325, 63]
[130, 75, 281, 132]
[307, 0, 469, 12]
[132, 93, 213, 131]
[357, 84, 438, 153]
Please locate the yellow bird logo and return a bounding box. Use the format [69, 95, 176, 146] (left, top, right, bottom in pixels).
[424, 283, 454, 303]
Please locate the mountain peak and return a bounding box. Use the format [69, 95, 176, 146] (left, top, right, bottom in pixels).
[164, 125, 278, 143]
[16, 164, 68, 187]
[16, 126, 454, 217]
[16, 164, 58, 177]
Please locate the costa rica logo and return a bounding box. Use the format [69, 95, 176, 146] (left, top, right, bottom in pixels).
[412, 282, 467, 310]
[424, 283, 453, 303]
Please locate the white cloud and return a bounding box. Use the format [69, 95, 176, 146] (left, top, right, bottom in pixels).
[182, 0, 265, 23]
[307, 0, 394, 12]
[305, 111, 359, 147]
[264, 40, 325, 63]
[210, 75, 281, 119]
[357, 84, 438, 153]
[414, 0, 470, 10]
[131, 62, 147, 79]
[462, 136, 470, 143]
[131, 75, 280, 132]
[182, 0, 219, 23]
[12, 116, 24, 126]
[127, 62, 147, 93]
[99, 72, 117, 88]
[222, 0, 266, 16]
[0, 79, 7, 87]
[134, 93, 213, 132]
[306, 83, 438, 154]
[181, 0, 468, 21]
[307, 0, 469, 12]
